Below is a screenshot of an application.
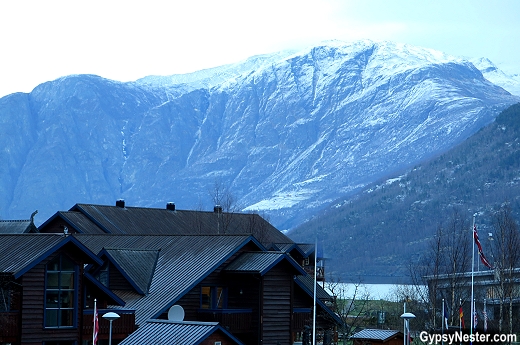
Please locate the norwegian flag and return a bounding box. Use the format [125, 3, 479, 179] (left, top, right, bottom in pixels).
[459, 304, 465, 329]
[93, 299, 99, 345]
[474, 225, 493, 269]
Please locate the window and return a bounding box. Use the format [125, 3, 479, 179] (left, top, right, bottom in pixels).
[200, 286, 226, 309]
[45, 255, 77, 327]
[0, 286, 10, 312]
[95, 262, 109, 287]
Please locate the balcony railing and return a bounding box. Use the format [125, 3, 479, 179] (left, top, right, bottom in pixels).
[82, 309, 136, 339]
[197, 308, 252, 332]
[303, 266, 325, 281]
[293, 308, 312, 331]
[0, 312, 19, 342]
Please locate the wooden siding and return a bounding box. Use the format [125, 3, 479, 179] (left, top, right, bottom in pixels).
[108, 262, 134, 290]
[20, 250, 84, 344]
[39, 217, 73, 234]
[0, 312, 19, 342]
[169, 244, 261, 345]
[200, 330, 241, 345]
[261, 261, 293, 345]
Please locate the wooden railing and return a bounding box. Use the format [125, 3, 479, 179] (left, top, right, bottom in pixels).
[304, 266, 325, 281]
[197, 309, 252, 332]
[293, 309, 312, 331]
[82, 309, 136, 338]
[0, 312, 19, 342]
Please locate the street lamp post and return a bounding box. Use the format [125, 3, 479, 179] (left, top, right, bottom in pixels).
[400, 312, 416, 345]
[102, 312, 120, 345]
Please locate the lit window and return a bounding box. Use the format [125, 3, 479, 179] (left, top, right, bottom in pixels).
[45, 255, 76, 327]
[200, 286, 226, 309]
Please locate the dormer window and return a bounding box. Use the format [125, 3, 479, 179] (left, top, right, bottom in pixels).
[95, 261, 109, 287]
[45, 254, 77, 327]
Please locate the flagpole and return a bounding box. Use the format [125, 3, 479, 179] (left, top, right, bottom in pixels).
[312, 238, 317, 345]
[442, 298, 445, 345]
[473, 299, 477, 330]
[93, 298, 97, 345]
[403, 300, 406, 344]
[470, 214, 476, 339]
[483, 298, 487, 333]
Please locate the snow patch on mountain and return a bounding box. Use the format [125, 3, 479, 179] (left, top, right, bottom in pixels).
[471, 57, 520, 96]
[1, 40, 519, 231]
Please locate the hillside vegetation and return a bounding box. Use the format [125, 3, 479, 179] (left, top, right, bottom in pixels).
[289, 103, 520, 283]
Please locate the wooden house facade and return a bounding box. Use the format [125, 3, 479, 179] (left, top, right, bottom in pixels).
[1, 202, 342, 345]
[0, 234, 136, 345]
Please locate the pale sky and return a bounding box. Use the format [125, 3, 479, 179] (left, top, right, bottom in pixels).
[1, 0, 519, 99]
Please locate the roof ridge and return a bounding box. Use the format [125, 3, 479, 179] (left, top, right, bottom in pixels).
[0, 219, 30, 222]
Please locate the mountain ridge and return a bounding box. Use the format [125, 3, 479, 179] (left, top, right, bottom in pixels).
[0, 40, 518, 234]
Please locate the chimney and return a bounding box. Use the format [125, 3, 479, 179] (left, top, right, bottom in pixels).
[116, 199, 125, 208]
[214, 205, 223, 214]
[166, 202, 176, 211]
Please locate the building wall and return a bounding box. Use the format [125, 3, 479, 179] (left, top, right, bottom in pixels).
[200, 331, 241, 345]
[261, 261, 293, 345]
[20, 250, 84, 344]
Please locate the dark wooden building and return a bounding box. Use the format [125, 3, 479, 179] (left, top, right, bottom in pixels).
[1, 202, 341, 345]
[0, 234, 136, 345]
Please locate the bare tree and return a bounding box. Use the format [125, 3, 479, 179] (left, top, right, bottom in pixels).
[208, 179, 240, 234]
[442, 210, 471, 326]
[409, 209, 471, 330]
[326, 277, 371, 344]
[490, 204, 520, 334]
[411, 225, 444, 330]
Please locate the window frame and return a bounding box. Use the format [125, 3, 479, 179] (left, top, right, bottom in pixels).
[44, 254, 78, 329]
[200, 285, 227, 310]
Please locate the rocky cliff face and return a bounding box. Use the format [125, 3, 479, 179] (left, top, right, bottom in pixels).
[1, 40, 518, 228]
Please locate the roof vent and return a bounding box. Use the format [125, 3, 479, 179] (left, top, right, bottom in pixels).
[116, 199, 125, 208]
[214, 205, 223, 214]
[166, 202, 176, 211]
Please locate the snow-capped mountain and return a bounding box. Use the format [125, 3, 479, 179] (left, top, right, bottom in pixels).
[471, 57, 520, 96]
[0, 40, 518, 230]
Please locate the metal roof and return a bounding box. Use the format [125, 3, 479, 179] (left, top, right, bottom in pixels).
[293, 275, 344, 326]
[224, 251, 306, 276]
[0, 220, 35, 234]
[294, 274, 334, 301]
[75, 234, 260, 325]
[59, 211, 107, 233]
[101, 248, 160, 294]
[55, 203, 292, 245]
[296, 243, 315, 257]
[350, 329, 401, 341]
[118, 319, 244, 345]
[0, 234, 102, 278]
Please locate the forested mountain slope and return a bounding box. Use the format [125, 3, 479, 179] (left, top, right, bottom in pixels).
[289, 103, 520, 282]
